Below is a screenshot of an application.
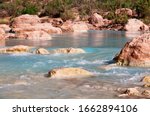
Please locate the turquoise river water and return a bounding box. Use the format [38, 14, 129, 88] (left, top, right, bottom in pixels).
[0, 30, 149, 98]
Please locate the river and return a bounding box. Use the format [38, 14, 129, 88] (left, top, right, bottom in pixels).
[0, 30, 149, 98]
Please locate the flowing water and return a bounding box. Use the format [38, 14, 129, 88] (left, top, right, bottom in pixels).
[0, 30, 149, 99]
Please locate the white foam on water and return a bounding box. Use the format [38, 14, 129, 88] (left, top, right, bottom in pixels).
[76, 60, 106, 65]
[9, 53, 32, 56]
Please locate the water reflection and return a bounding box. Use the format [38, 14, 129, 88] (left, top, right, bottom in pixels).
[0, 39, 5, 47]
[3, 30, 141, 48]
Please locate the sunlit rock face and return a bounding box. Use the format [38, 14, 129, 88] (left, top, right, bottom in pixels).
[0, 45, 32, 54]
[125, 19, 149, 32]
[10, 14, 62, 40]
[113, 33, 150, 67]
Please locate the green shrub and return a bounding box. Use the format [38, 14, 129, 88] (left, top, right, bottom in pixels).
[60, 10, 75, 21]
[21, 2, 38, 15]
[143, 16, 150, 25]
[44, 0, 65, 18]
[0, 0, 40, 16]
[114, 14, 128, 25]
[104, 12, 116, 20]
[0, 0, 23, 16]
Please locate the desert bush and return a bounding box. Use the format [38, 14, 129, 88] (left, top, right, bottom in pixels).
[20, 1, 39, 15]
[60, 10, 75, 21]
[0, 0, 40, 16]
[114, 14, 128, 25]
[104, 12, 116, 20]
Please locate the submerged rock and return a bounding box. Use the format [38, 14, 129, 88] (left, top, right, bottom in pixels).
[113, 33, 150, 67]
[98, 64, 116, 71]
[34, 48, 49, 55]
[125, 19, 149, 32]
[49, 48, 85, 54]
[0, 45, 31, 54]
[47, 67, 93, 78]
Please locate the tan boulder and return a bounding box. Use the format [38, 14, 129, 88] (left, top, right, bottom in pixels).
[11, 15, 62, 36]
[5, 33, 16, 39]
[142, 90, 150, 96]
[0, 39, 5, 46]
[0, 45, 31, 54]
[16, 30, 52, 40]
[72, 22, 89, 32]
[0, 24, 11, 32]
[61, 21, 89, 32]
[49, 48, 85, 54]
[34, 48, 49, 55]
[125, 19, 149, 32]
[48, 67, 93, 78]
[32, 23, 62, 34]
[115, 8, 133, 17]
[0, 28, 5, 35]
[113, 33, 150, 67]
[40, 17, 63, 27]
[118, 87, 150, 98]
[61, 20, 74, 32]
[13, 23, 62, 35]
[11, 14, 41, 28]
[143, 83, 150, 87]
[0, 34, 5, 40]
[141, 76, 150, 87]
[141, 76, 150, 83]
[122, 87, 141, 96]
[0, 28, 6, 40]
[88, 13, 104, 27]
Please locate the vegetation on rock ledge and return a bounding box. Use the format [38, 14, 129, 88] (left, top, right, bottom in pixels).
[0, 0, 150, 24]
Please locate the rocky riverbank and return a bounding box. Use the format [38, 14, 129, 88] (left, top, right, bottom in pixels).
[0, 11, 150, 41]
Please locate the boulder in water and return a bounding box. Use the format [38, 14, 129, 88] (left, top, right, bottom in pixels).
[49, 48, 85, 54]
[48, 67, 93, 78]
[34, 48, 49, 55]
[0, 45, 31, 54]
[141, 76, 150, 83]
[113, 33, 150, 67]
